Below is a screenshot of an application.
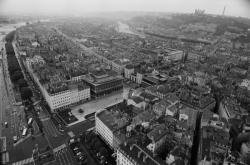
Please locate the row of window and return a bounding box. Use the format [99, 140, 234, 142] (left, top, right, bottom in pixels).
[96, 119, 113, 146]
[117, 152, 133, 165]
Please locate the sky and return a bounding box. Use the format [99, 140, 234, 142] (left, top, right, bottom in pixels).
[0, 0, 250, 18]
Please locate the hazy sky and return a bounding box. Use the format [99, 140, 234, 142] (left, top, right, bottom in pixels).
[0, 0, 250, 18]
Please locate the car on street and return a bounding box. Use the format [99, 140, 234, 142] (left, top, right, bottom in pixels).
[13, 136, 18, 143]
[4, 122, 8, 128]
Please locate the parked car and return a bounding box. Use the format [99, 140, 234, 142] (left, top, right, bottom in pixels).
[4, 122, 8, 128]
[13, 136, 18, 143]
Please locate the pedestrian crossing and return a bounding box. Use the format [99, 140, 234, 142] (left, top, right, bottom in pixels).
[1, 152, 9, 164]
[12, 157, 33, 165]
[0, 136, 6, 152]
[54, 145, 75, 165]
[43, 119, 61, 138]
[53, 144, 66, 153]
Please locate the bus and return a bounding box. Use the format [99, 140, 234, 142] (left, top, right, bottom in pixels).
[28, 118, 33, 125]
[22, 128, 28, 137]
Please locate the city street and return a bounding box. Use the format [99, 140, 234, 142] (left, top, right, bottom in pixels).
[0, 22, 51, 164]
[0, 65, 20, 148]
[53, 144, 76, 165]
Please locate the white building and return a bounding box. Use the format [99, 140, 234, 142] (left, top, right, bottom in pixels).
[95, 110, 115, 148]
[117, 148, 135, 165]
[124, 65, 134, 79]
[218, 98, 247, 121]
[240, 79, 250, 90]
[26, 56, 45, 66]
[44, 83, 90, 110]
[124, 65, 143, 84]
[164, 49, 184, 62]
[127, 96, 146, 110]
[70, 75, 86, 82]
[25, 61, 90, 111]
[111, 59, 130, 74]
[95, 109, 130, 150]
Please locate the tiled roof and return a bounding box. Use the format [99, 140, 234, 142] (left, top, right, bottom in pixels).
[125, 64, 134, 69]
[140, 92, 159, 102]
[131, 96, 144, 104]
[119, 142, 167, 165]
[147, 124, 168, 142]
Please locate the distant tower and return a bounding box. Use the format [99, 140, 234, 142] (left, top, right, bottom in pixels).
[222, 6, 226, 16]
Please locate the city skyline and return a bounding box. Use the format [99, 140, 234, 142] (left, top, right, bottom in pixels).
[0, 0, 250, 18]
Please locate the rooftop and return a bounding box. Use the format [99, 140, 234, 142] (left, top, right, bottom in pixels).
[96, 110, 129, 132]
[147, 124, 169, 142]
[119, 141, 167, 165]
[140, 92, 159, 102]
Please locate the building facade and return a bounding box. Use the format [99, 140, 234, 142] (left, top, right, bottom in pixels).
[26, 60, 90, 111]
[83, 71, 123, 99]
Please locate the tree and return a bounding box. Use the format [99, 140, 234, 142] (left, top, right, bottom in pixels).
[94, 141, 103, 149]
[5, 31, 15, 42]
[17, 78, 28, 89]
[20, 87, 33, 100]
[11, 70, 23, 83]
[99, 147, 108, 157]
[78, 108, 84, 114]
[90, 137, 99, 148]
[85, 131, 95, 143]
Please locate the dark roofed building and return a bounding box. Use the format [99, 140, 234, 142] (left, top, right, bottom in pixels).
[83, 70, 123, 98]
[198, 114, 231, 165]
[117, 141, 167, 165]
[177, 86, 215, 112]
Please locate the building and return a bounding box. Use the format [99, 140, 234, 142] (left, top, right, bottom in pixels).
[95, 109, 129, 149]
[141, 73, 168, 88]
[145, 84, 174, 99]
[26, 61, 90, 111]
[147, 124, 169, 153]
[117, 141, 167, 165]
[153, 94, 180, 117]
[218, 98, 247, 121]
[26, 55, 45, 66]
[127, 96, 147, 110]
[17, 30, 36, 41]
[163, 49, 184, 62]
[124, 64, 134, 79]
[111, 58, 130, 74]
[232, 35, 250, 50]
[42, 81, 90, 111]
[153, 99, 172, 117]
[177, 85, 215, 112]
[198, 114, 231, 165]
[83, 69, 123, 99]
[240, 79, 250, 90]
[243, 116, 250, 133]
[124, 64, 143, 84]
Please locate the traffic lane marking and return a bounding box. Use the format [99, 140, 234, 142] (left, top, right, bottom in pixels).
[63, 148, 73, 165]
[58, 150, 67, 165]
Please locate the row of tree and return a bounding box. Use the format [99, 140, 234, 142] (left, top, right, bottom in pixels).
[5, 32, 33, 101]
[84, 131, 109, 159]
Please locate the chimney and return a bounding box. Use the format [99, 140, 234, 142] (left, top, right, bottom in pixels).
[137, 150, 142, 158]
